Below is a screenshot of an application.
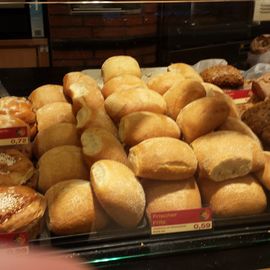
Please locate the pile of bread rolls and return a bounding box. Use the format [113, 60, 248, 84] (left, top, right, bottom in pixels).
[0, 55, 270, 239]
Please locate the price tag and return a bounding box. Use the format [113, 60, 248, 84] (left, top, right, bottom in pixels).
[0, 127, 29, 146]
[224, 89, 252, 105]
[0, 232, 29, 255]
[150, 208, 212, 235]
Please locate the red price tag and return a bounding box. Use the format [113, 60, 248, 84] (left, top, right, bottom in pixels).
[0, 127, 29, 146]
[0, 232, 29, 254]
[150, 208, 212, 235]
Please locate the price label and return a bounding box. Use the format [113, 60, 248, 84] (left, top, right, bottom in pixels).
[0, 232, 29, 254]
[150, 208, 212, 235]
[0, 127, 29, 146]
[224, 89, 252, 105]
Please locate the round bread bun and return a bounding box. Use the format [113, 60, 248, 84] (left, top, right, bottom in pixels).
[0, 149, 34, 185]
[197, 175, 267, 217]
[36, 102, 76, 132]
[0, 185, 46, 239]
[101, 56, 142, 83]
[38, 145, 89, 193]
[29, 84, 67, 110]
[45, 179, 109, 235]
[33, 123, 80, 158]
[102, 74, 147, 99]
[91, 160, 145, 228]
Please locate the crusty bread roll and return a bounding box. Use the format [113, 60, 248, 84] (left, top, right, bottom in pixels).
[176, 96, 230, 143]
[0, 186, 46, 239]
[167, 63, 203, 82]
[36, 102, 76, 132]
[33, 123, 80, 158]
[128, 137, 197, 180]
[45, 179, 109, 235]
[91, 160, 145, 228]
[0, 149, 34, 185]
[76, 106, 117, 137]
[38, 145, 89, 193]
[81, 127, 130, 167]
[147, 71, 185, 95]
[104, 88, 167, 122]
[163, 79, 206, 120]
[143, 177, 201, 220]
[255, 151, 270, 190]
[101, 55, 142, 83]
[102, 74, 147, 99]
[28, 84, 67, 110]
[191, 131, 255, 182]
[198, 175, 267, 217]
[119, 111, 180, 146]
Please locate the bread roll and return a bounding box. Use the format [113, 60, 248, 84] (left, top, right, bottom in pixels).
[36, 102, 76, 132]
[198, 175, 267, 217]
[101, 55, 141, 83]
[119, 111, 180, 146]
[163, 79, 206, 120]
[104, 88, 167, 122]
[128, 137, 197, 180]
[33, 123, 80, 158]
[76, 106, 117, 137]
[176, 96, 230, 143]
[91, 160, 145, 228]
[45, 180, 109, 235]
[143, 177, 201, 220]
[191, 131, 254, 182]
[147, 71, 185, 95]
[81, 127, 130, 167]
[168, 63, 203, 82]
[102, 74, 147, 99]
[256, 151, 270, 190]
[0, 186, 46, 239]
[0, 149, 34, 185]
[28, 84, 67, 110]
[38, 145, 89, 193]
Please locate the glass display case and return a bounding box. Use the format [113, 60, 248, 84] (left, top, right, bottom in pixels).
[1, 1, 270, 269]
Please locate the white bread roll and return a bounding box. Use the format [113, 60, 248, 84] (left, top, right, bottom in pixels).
[81, 127, 130, 167]
[119, 111, 180, 146]
[198, 175, 267, 217]
[104, 88, 167, 122]
[128, 137, 197, 180]
[168, 63, 203, 82]
[76, 106, 117, 137]
[255, 151, 270, 190]
[191, 131, 255, 182]
[147, 71, 185, 95]
[33, 123, 80, 158]
[29, 84, 67, 110]
[163, 79, 206, 120]
[38, 145, 89, 193]
[45, 179, 109, 235]
[91, 160, 145, 228]
[176, 96, 230, 143]
[143, 177, 201, 220]
[36, 102, 76, 132]
[102, 74, 147, 99]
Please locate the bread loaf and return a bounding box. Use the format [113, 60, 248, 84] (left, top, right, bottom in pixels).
[128, 137, 197, 180]
[119, 111, 180, 146]
[91, 160, 145, 228]
[104, 88, 167, 122]
[176, 96, 230, 143]
[255, 151, 270, 190]
[163, 79, 206, 120]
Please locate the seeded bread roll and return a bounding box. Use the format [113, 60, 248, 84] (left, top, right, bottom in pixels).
[81, 127, 130, 167]
[176, 96, 230, 143]
[255, 151, 270, 190]
[76, 106, 117, 137]
[143, 177, 201, 220]
[104, 88, 167, 122]
[119, 111, 180, 146]
[33, 123, 80, 158]
[163, 79, 206, 120]
[197, 175, 267, 217]
[101, 55, 142, 83]
[91, 160, 145, 228]
[147, 71, 185, 95]
[128, 137, 197, 180]
[38, 145, 89, 193]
